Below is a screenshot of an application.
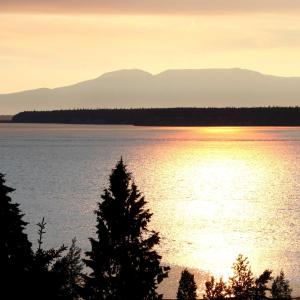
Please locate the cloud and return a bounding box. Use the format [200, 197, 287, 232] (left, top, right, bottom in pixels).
[1, 0, 300, 15]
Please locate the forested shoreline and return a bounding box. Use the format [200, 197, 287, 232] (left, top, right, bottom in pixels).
[12, 107, 300, 126]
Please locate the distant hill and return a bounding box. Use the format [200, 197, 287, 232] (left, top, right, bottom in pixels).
[2, 68, 300, 114]
[12, 107, 300, 126]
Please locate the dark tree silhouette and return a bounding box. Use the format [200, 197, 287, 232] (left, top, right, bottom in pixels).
[31, 217, 67, 299]
[52, 238, 84, 299]
[84, 159, 169, 300]
[177, 269, 197, 300]
[226, 255, 274, 300]
[13, 107, 300, 127]
[0, 173, 33, 298]
[204, 276, 228, 300]
[228, 254, 255, 300]
[253, 269, 273, 300]
[271, 271, 292, 299]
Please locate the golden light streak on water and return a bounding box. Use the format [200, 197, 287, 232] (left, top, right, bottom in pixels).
[132, 127, 297, 292]
[1, 124, 300, 298]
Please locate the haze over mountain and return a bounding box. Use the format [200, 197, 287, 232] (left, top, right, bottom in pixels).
[1, 68, 300, 114]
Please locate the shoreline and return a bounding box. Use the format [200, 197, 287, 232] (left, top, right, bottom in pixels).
[10, 107, 300, 127]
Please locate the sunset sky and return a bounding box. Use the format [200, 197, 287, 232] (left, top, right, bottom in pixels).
[1, 0, 300, 93]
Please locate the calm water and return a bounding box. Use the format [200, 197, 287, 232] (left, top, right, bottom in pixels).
[1, 124, 300, 297]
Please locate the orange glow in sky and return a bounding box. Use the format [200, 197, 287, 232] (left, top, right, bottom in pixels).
[1, 2, 300, 93]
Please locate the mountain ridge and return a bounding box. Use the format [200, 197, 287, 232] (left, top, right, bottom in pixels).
[2, 68, 300, 114]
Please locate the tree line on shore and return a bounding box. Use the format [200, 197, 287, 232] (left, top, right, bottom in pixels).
[12, 107, 300, 126]
[0, 159, 293, 299]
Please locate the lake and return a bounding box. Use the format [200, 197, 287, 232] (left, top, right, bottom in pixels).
[1, 123, 300, 298]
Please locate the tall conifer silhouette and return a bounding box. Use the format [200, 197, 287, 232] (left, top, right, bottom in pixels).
[84, 159, 169, 299]
[0, 173, 33, 297]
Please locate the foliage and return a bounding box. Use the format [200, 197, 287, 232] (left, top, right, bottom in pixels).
[31, 217, 67, 299]
[202, 255, 274, 300]
[52, 238, 84, 299]
[33, 217, 67, 271]
[203, 256, 285, 300]
[0, 173, 33, 298]
[84, 159, 169, 300]
[177, 269, 197, 300]
[271, 271, 292, 299]
[228, 254, 255, 300]
[0, 173, 33, 270]
[204, 276, 229, 300]
[253, 269, 273, 300]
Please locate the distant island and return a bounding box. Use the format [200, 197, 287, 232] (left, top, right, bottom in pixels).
[12, 107, 300, 126]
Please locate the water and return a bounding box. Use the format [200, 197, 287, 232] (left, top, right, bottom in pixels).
[1, 123, 300, 298]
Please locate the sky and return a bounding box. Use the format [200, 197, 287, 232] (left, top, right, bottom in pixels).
[1, 0, 300, 93]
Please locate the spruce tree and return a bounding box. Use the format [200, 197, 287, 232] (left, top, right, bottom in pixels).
[31, 217, 67, 300]
[84, 159, 169, 300]
[177, 269, 197, 300]
[52, 238, 84, 299]
[0, 173, 33, 297]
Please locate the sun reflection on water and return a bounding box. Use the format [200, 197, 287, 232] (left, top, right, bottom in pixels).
[200, 126, 244, 135]
[168, 147, 268, 278]
[2, 124, 300, 298]
[133, 127, 295, 286]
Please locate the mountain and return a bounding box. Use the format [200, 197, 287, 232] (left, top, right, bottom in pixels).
[1, 68, 300, 114]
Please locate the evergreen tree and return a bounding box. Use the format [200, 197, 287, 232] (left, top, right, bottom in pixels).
[52, 238, 84, 299]
[84, 159, 169, 300]
[271, 271, 292, 299]
[31, 217, 67, 300]
[0, 173, 33, 298]
[177, 269, 197, 300]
